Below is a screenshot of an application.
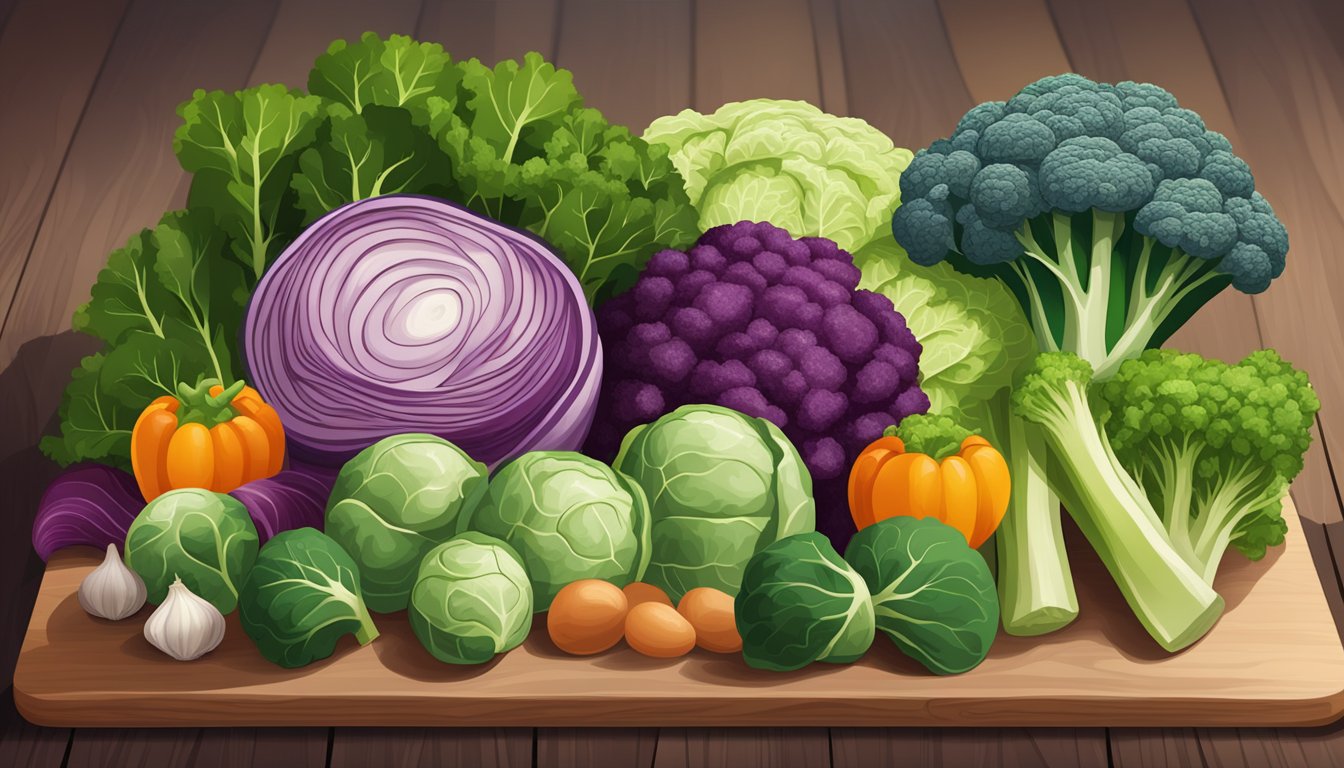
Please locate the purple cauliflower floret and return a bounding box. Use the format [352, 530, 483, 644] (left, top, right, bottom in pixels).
[585, 221, 928, 546]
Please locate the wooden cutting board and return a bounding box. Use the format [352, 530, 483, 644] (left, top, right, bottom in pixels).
[15, 497, 1344, 728]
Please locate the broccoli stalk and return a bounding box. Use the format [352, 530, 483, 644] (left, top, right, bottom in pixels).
[963, 387, 1078, 636]
[1100, 349, 1319, 586]
[1013, 352, 1223, 651]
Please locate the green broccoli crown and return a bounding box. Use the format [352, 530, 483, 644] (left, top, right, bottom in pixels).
[892, 74, 1287, 296]
[1101, 349, 1318, 476]
[1011, 351, 1095, 426]
[1098, 348, 1319, 562]
[886, 413, 974, 459]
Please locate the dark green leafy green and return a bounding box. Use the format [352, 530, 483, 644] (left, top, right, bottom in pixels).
[43, 211, 248, 468]
[124, 488, 260, 613]
[47, 34, 695, 470]
[239, 527, 380, 668]
[734, 532, 875, 672]
[844, 517, 999, 675]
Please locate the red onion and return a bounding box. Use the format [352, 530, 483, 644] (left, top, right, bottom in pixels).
[243, 195, 602, 467]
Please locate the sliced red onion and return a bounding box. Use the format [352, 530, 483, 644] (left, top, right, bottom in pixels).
[229, 466, 335, 543]
[243, 195, 602, 468]
[32, 464, 143, 560]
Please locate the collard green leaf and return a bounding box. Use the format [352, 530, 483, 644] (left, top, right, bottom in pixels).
[175, 84, 322, 280]
[843, 517, 999, 675]
[735, 532, 875, 672]
[239, 527, 379, 668]
[46, 211, 248, 469]
[308, 32, 460, 120]
[124, 488, 260, 613]
[292, 104, 455, 223]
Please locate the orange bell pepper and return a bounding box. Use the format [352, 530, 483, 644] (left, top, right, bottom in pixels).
[848, 434, 1010, 548]
[130, 379, 286, 502]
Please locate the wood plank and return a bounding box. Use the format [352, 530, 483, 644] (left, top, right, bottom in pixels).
[835, 0, 971, 150]
[64, 729, 326, 768]
[0, 449, 73, 768]
[938, 0, 1071, 102]
[0, 0, 279, 370]
[1110, 728, 1205, 767]
[14, 497, 1343, 728]
[536, 728, 657, 768]
[1185, 0, 1344, 530]
[808, 0, 847, 116]
[0, 0, 130, 371]
[652, 728, 830, 768]
[328, 728, 531, 768]
[832, 727, 1108, 767]
[415, 0, 559, 63]
[553, 0, 691, 132]
[693, 0, 820, 110]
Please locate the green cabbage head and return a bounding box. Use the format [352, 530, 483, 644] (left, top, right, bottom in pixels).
[643, 99, 912, 253]
[325, 433, 488, 613]
[854, 235, 1034, 430]
[614, 404, 815, 602]
[464, 451, 650, 610]
[409, 532, 533, 665]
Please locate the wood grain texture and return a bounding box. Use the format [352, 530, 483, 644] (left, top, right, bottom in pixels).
[14, 498, 1343, 728]
[832, 727, 1108, 767]
[64, 729, 326, 768]
[416, 0, 559, 63]
[1184, 0, 1344, 530]
[835, 0, 971, 150]
[938, 0, 1071, 102]
[536, 728, 657, 768]
[554, 0, 691, 132]
[693, 0, 820, 110]
[808, 0, 848, 116]
[328, 728, 532, 768]
[0, 0, 129, 371]
[0, 0, 279, 369]
[652, 728, 831, 768]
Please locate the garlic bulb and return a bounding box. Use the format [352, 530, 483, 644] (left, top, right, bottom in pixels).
[79, 544, 147, 620]
[143, 577, 226, 661]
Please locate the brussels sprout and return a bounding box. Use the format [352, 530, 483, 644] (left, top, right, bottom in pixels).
[325, 433, 488, 612]
[239, 527, 379, 668]
[614, 404, 815, 601]
[465, 452, 649, 610]
[735, 532, 874, 671]
[844, 517, 999, 675]
[125, 488, 259, 613]
[409, 532, 534, 664]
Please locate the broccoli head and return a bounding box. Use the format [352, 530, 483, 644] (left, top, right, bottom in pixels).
[892, 74, 1288, 378]
[1099, 349, 1319, 582]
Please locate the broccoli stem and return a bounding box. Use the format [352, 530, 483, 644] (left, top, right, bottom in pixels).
[1025, 379, 1224, 652]
[1062, 210, 1123, 368]
[995, 410, 1078, 635]
[1187, 465, 1287, 584]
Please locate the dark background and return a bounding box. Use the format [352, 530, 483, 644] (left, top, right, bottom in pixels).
[2, 0, 1343, 765]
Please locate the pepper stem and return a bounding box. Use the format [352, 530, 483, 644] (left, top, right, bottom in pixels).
[175, 378, 245, 428]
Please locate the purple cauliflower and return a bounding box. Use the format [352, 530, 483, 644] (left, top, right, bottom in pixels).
[586, 221, 929, 545]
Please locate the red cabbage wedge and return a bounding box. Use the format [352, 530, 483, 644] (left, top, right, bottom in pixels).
[243, 195, 602, 468]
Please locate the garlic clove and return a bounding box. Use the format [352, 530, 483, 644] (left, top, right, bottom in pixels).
[143, 576, 226, 661]
[79, 543, 147, 621]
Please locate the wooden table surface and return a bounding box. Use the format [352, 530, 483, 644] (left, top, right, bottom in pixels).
[2, 0, 1343, 765]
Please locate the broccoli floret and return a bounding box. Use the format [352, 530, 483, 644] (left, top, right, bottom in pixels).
[885, 412, 973, 459]
[1099, 349, 1319, 583]
[891, 73, 1289, 378]
[1012, 352, 1224, 651]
